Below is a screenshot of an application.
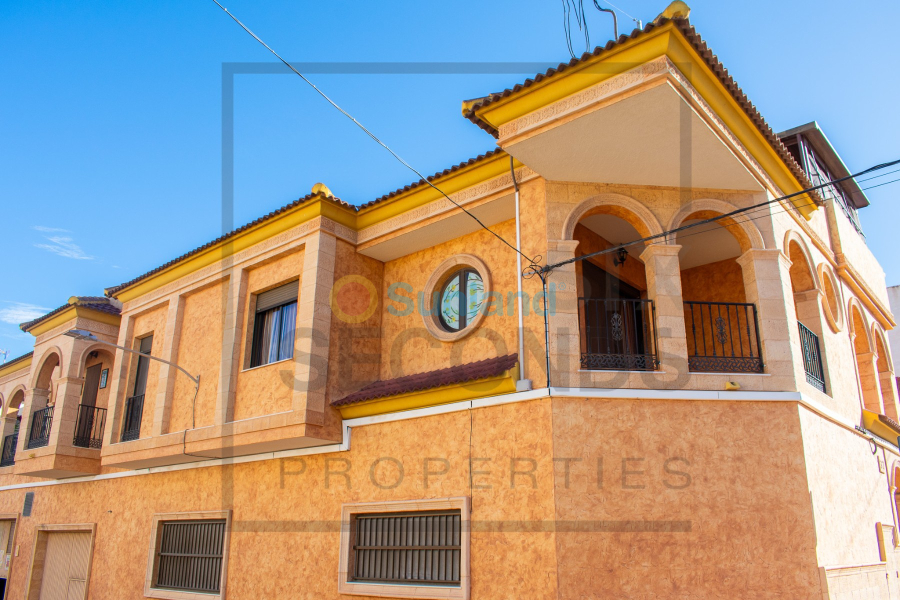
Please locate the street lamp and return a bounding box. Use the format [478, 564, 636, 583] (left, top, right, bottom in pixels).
[64, 329, 200, 389]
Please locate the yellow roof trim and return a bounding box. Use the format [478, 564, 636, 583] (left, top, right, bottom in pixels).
[112, 152, 517, 302]
[26, 306, 122, 338]
[113, 196, 356, 303]
[0, 356, 32, 380]
[355, 151, 515, 228]
[335, 369, 517, 419]
[472, 21, 816, 219]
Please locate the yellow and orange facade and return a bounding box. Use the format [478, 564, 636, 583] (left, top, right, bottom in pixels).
[0, 4, 898, 598]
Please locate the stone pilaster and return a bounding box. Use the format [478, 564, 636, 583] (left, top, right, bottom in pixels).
[46, 376, 84, 450]
[293, 231, 337, 425]
[152, 298, 184, 436]
[103, 313, 135, 446]
[216, 268, 248, 425]
[854, 350, 884, 414]
[640, 244, 689, 379]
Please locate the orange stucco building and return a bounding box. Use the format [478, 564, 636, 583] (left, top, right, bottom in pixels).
[1, 4, 898, 599]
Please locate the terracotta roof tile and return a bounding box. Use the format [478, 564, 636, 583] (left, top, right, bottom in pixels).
[19, 297, 121, 332]
[1, 351, 33, 369]
[357, 148, 505, 210]
[462, 18, 820, 202]
[332, 354, 518, 407]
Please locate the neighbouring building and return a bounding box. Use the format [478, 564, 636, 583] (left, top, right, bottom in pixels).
[0, 3, 898, 598]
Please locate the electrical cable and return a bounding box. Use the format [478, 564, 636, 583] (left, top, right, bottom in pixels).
[862, 177, 900, 191]
[210, 0, 538, 268]
[596, 0, 641, 27]
[541, 158, 900, 274]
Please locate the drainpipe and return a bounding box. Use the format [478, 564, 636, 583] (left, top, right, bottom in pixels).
[511, 157, 532, 392]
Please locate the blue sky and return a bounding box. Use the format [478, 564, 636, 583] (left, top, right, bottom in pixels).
[1, 0, 897, 360]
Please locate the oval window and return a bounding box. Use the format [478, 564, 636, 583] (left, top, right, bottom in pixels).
[439, 269, 486, 332]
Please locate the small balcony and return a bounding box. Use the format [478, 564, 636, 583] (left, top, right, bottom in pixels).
[121, 395, 144, 442]
[579, 298, 659, 371]
[798, 322, 826, 393]
[73, 404, 107, 449]
[26, 406, 54, 450]
[0, 434, 17, 467]
[684, 301, 764, 373]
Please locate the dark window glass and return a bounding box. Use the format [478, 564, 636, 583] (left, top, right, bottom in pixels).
[132, 335, 153, 397]
[250, 282, 298, 368]
[438, 269, 485, 332]
[350, 510, 461, 586]
[154, 520, 226, 594]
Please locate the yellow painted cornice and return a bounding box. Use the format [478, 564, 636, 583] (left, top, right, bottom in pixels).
[111, 152, 518, 302]
[0, 356, 31, 380]
[471, 21, 816, 220]
[112, 195, 357, 303]
[26, 306, 121, 338]
[355, 150, 516, 228]
[335, 369, 517, 419]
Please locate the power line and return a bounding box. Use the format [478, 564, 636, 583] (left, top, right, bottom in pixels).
[210, 1, 538, 267]
[542, 158, 900, 273]
[862, 177, 900, 191]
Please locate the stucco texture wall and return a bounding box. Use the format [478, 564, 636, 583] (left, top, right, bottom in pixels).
[0, 396, 844, 600]
[550, 396, 822, 599]
[233, 248, 305, 422]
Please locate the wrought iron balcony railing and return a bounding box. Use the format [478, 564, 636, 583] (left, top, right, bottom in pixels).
[121, 395, 144, 442]
[684, 301, 764, 373]
[798, 322, 826, 393]
[579, 298, 658, 371]
[0, 434, 17, 467]
[26, 406, 54, 449]
[73, 404, 107, 449]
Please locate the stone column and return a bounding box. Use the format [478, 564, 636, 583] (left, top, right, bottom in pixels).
[546, 240, 580, 388]
[152, 297, 184, 436]
[293, 231, 337, 425]
[216, 268, 248, 426]
[736, 248, 804, 390]
[103, 313, 135, 446]
[640, 244, 689, 379]
[47, 375, 85, 450]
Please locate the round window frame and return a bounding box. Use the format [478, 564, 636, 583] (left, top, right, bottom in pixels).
[422, 255, 492, 342]
[818, 264, 844, 333]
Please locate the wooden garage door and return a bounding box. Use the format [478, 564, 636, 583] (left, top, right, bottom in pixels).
[38, 532, 91, 600]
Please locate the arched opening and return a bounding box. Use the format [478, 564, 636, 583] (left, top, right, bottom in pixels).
[0, 389, 24, 466]
[73, 347, 114, 449]
[874, 329, 899, 420]
[26, 351, 60, 449]
[849, 304, 882, 414]
[573, 207, 656, 371]
[676, 211, 762, 373]
[786, 237, 828, 393]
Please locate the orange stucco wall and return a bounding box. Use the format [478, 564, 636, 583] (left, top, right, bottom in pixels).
[0, 396, 840, 599]
[233, 248, 305, 422]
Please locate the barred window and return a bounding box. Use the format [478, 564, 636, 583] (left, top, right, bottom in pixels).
[350, 510, 461, 586]
[153, 520, 226, 594]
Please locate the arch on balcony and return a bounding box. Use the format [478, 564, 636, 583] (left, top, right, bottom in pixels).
[561, 193, 664, 242]
[848, 299, 881, 413]
[872, 325, 898, 420]
[562, 194, 662, 372]
[2, 386, 25, 440]
[671, 200, 766, 374]
[666, 199, 766, 253]
[783, 231, 829, 393]
[30, 348, 62, 403]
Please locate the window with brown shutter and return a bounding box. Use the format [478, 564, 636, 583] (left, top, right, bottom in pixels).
[154, 520, 226, 593]
[350, 510, 461, 585]
[339, 498, 470, 600]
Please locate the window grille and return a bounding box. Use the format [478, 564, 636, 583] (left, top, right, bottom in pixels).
[350, 510, 461, 586]
[154, 520, 226, 594]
